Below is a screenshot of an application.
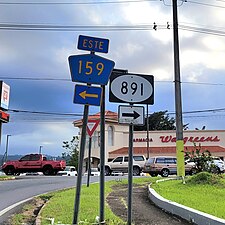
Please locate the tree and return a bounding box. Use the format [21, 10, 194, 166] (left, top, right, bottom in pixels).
[62, 136, 79, 169]
[134, 111, 172, 131]
[134, 110, 188, 131]
[185, 143, 215, 174]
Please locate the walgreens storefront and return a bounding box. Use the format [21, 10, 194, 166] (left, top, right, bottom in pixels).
[109, 130, 225, 161]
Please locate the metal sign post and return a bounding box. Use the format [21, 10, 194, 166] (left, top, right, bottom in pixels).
[87, 136, 92, 187]
[100, 85, 105, 224]
[128, 118, 134, 225]
[86, 119, 99, 187]
[73, 105, 89, 225]
[109, 70, 154, 225]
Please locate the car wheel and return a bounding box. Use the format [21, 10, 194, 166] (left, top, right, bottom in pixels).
[211, 166, 220, 174]
[189, 168, 197, 175]
[150, 172, 157, 177]
[133, 166, 140, 176]
[4, 166, 15, 175]
[43, 166, 53, 175]
[161, 169, 169, 177]
[105, 167, 111, 176]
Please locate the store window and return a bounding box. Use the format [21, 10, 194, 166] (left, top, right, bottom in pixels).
[108, 126, 114, 146]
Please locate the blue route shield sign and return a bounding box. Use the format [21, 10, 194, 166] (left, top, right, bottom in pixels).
[77, 35, 109, 53]
[68, 54, 115, 85]
[73, 84, 102, 106]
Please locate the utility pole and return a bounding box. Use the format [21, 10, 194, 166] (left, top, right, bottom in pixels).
[172, 0, 185, 177]
[5, 134, 11, 162]
[39, 146, 43, 154]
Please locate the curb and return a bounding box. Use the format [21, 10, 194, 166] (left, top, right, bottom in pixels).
[148, 183, 225, 225]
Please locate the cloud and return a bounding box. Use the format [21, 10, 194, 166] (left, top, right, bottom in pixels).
[0, 1, 225, 156]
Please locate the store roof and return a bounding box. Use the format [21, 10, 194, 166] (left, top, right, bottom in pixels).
[73, 110, 118, 127]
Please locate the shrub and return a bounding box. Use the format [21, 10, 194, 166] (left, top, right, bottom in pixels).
[187, 172, 224, 186]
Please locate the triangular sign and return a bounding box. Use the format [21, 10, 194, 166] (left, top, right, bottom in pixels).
[87, 119, 100, 137]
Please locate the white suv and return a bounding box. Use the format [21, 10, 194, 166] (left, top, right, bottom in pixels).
[104, 155, 146, 176]
[186, 157, 224, 174]
[210, 158, 225, 173]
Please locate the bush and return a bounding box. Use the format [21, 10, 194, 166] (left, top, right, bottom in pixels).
[187, 172, 224, 186]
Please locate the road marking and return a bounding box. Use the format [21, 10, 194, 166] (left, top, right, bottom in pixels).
[0, 197, 33, 217]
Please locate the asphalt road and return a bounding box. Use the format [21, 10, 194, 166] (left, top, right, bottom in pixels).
[0, 175, 104, 224]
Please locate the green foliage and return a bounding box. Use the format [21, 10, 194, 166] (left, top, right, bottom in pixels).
[134, 110, 189, 131]
[62, 136, 79, 169]
[185, 143, 214, 173]
[187, 172, 224, 186]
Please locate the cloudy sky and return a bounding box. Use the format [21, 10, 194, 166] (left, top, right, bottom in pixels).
[0, 0, 225, 157]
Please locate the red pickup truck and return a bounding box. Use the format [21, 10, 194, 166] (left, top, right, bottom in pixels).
[1, 154, 66, 176]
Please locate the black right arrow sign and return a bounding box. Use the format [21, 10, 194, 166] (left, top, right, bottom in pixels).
[122, 111, 140, 120]
[119, 105, 145, 125]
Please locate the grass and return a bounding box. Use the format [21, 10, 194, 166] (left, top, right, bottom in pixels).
[4, 173, 225, 224]
[151, 173, 225, 219]
[40, 177, 153, 225]
[0, 175, 13, 180]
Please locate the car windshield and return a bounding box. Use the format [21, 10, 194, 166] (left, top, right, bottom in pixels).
[91, 168, 98, 172]
[147, 158, 154, 164]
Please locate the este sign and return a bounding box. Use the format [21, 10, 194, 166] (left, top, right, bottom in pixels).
[77, 35, 109, 53]
[69, 35, 115, 106]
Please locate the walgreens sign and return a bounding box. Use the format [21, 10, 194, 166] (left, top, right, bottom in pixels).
[133, 135, 220, 144]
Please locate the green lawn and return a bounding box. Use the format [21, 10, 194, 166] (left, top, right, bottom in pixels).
[5, 174, 225, 224]
[40, 177, 153, 225]
[151, 175, 225, 219]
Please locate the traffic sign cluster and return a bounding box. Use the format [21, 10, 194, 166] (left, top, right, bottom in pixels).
[68, 35, 115, 106]
[109, 71, 154, 125]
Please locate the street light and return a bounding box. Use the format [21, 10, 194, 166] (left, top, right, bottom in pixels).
[5, 134, 11, 162]
[39, 146, 43, 154]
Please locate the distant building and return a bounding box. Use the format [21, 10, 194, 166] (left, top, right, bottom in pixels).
[73, 111, 225, 169]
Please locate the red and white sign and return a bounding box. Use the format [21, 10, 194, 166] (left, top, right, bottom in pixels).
[87, 119, 100, 137]
[0, 81, 10, 110]
[0, 110, 10, 123]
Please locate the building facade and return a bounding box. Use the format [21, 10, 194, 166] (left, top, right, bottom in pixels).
[73, 111, 225, 169]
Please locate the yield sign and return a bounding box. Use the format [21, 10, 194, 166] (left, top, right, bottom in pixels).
[87, 119, 100, 137]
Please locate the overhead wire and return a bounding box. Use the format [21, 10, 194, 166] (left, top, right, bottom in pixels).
[0, 21, 224, 39]
[1, 76, 225, 86]
[0, 0, 158, 5]
[184, 0, 225, 9]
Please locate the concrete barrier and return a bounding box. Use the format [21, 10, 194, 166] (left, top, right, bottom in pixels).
[148, 184, 225, 225]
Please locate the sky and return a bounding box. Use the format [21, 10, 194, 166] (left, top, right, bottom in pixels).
[1, 0, 225, 157]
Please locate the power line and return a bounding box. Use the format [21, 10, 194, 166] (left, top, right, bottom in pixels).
[0, 76, 70, 81]
[0, 22, 225, 39]
[185, 0, 225, 8]
[179, 24, 225, 37]
[9, 108, 83, 116]
[0, 0, 157, 5]
[9, 107, 225, 117]
[0, 23, 170, 31]
[1, 76, 225, 86]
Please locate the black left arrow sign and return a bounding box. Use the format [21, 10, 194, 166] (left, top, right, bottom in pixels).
[122, 111, 140, 119]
